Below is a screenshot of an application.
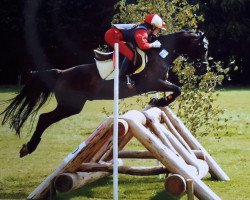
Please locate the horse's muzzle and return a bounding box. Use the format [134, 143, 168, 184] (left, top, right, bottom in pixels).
[195, 61, 209, 75]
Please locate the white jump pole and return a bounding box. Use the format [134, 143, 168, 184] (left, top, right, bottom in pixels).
[113, 43, 119, 200]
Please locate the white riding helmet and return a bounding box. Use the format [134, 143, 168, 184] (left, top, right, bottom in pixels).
[144, 14, 166, 30]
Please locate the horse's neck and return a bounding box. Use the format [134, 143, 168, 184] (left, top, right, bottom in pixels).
[158, 32, 185, 52]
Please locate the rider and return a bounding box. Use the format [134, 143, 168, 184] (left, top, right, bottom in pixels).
[104, 13, 166, 87]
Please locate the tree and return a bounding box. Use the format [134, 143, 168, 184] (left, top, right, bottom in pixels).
[197, 0, 250, 84]
[0, 1, 26, 84]
[0, 0, 117, 84]
[113, 0, 202, 32]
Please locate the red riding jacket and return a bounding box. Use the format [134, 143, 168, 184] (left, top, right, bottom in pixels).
[105, 25, 152, 61]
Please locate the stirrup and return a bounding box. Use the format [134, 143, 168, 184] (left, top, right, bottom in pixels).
[126, 75, 134, 89]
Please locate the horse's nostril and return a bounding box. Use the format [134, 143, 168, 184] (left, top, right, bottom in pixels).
[195, 62, 201, 68]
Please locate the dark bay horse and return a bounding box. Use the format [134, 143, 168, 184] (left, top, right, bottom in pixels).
[1, 30, 209, 157]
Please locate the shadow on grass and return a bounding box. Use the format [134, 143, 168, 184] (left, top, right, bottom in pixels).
[202, 176, 221, 182]
[150, 191, 180, 200]
[55, 176, 182, 200]
[0, 86, 20, 93]
[56, 178, 110, 200]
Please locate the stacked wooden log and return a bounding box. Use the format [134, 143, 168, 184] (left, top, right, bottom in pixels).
[28, 107, 229, 200]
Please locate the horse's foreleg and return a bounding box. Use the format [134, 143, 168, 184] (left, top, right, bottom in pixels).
[20, 102, 85, 158]
[149, 79, 181, 107]
[161, 79, 181, 104]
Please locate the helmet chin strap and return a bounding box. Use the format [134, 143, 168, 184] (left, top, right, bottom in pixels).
[152, 27, 161, 36]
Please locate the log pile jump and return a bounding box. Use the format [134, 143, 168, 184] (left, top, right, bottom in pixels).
[27, 106, 229, 200]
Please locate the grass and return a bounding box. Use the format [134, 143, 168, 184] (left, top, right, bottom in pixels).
[0, 86, 249, 200]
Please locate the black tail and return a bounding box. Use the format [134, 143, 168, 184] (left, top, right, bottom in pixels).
[1, 69, 60, 135]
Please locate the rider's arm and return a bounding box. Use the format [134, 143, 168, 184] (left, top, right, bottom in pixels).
[134, 29, 153, 50]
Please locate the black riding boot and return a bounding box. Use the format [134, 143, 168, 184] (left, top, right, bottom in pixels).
[120, 58, 134, 87]
[120, 57, 131, 77]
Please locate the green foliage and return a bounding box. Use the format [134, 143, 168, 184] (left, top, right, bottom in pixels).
[197, 0, 250, 83]
[113, 0, 202, 32]
[171, 58, 230, 137]
[113, 0, 167, 24]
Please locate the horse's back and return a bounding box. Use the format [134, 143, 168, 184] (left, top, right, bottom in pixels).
[55, 63, 100, 96]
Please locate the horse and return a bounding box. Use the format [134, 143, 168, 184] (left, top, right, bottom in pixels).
[1, 30, 209, 158]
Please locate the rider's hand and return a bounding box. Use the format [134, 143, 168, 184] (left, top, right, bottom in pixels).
[151, 40, 162, 48]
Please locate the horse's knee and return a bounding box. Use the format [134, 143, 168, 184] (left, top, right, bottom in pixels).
[166, 86, 181, 100]
[174, 86, 181, 97]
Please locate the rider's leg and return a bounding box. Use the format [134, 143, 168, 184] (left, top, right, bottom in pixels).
[120, 57, 135, 86]
[120, 57, 132, 77]
[105, 27, 134, 61]
[105, 28, 134, 87]
[121, 58, 135, 87]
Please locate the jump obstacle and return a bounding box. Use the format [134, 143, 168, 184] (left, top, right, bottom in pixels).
[27, 106, 229, 200]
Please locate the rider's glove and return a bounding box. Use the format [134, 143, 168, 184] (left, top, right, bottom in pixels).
[151, 40, 162, 48]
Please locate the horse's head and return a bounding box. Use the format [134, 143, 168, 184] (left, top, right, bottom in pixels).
[178, 30, 209, 74]
[157, 30, 209, 75]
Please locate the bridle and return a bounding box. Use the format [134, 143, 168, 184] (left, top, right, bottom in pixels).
[172, 37, 209, 68]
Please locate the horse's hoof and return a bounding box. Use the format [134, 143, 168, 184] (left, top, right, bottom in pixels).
[148, 97, 158, 107]
[19, 144, 29, 158]
[149, 97, 169, 107]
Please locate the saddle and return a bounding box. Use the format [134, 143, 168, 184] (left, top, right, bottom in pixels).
[94, 48, 148, 80]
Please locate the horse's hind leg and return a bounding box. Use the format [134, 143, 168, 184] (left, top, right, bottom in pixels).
[20, 100, 86, 158]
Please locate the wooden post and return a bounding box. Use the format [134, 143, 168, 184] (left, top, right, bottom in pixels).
[123, 111, 221, 200]
[100, 131, 133, 161]
[54, 171, 111, 193]
[165, 174, 186, 197]
[53, 119, 129, 194]
[28, 117, 114, 199]
[80, 128, 114, 163]
[99, 120, 130, 162]
[187, 179, 195, 200]
[144, 108, 208, 179]
[49, 178, 56, 200]
[161, 111, 196, 158]
[162, 107, 230, 181]
[143, 110, 180, 155]
[90, 119, 128, 162]
[79, 162, 169, 176]
[118, 150, 154, 159]
[192, 150, 206, 161]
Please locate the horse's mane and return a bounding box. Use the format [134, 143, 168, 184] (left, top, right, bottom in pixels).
[158, 29, 202, 41]
[156, 29, 204, 49]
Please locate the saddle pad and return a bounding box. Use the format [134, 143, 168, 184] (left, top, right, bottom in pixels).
[95, 59, 114, 80]
[95, 48, 147, 80]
